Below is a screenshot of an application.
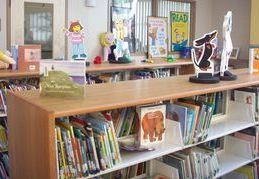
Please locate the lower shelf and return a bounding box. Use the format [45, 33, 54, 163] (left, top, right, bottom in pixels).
[80, 117, 256, 179]
[216, 151, 259, 178]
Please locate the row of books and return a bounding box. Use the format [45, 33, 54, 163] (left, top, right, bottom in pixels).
[55, 112, 121, 178]
[0, 153, 9, 179]
[103, 162, 147, 179]
[0, 79, 38, 115]
[86, 73, 122, 84]
[167, 93, 219, 145]
[162, 145, 219, 179]
[223, 161, 259, 179]
[132, 69, 171, 80]
[112, 108, 137, 138]
[233, 86, 259, 121]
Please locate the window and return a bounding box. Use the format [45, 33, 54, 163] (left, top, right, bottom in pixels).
[109, 0, 195, 54]
[24, 2, 53, 59]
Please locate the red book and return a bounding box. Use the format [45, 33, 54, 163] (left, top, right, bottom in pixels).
[18, 45, 41, 71]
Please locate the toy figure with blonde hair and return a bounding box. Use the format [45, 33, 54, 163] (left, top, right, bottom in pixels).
[0, 50, 15, 65]
[100, 32, 131, 64]
[64, 20, 87, 60]
[100, 32, 117, 62]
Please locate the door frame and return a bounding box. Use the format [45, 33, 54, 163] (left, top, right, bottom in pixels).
[10, 0, 65, 59]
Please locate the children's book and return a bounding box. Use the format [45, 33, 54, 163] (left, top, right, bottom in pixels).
[18, 45, 41, 71]
[166, 103, 187, 142]
[136, 104, 166, 148]
[234, 90, 256, 120]
[249, 47, 259, 74]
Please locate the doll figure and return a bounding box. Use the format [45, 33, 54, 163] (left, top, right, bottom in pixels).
[100, 32, 117, 62]
[220, 11, 235, 79]
[64, 21, 87, 60]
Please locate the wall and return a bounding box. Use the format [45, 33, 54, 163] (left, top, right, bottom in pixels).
[0, 0, 7, 50]
[211, 0, 251, 59]
[67, 0, 108, 60]
[250, 0, 259, 45]
[195, 0, 213, 38]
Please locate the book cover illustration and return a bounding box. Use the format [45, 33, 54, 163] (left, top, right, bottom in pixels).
[147, 17, 168, 58]
[40, 60, 86, 98]
[137, 104, 166, 148]
[171, 11, 189, 52]
[18, 45, 41, 71]
[249, 47, 259, 74]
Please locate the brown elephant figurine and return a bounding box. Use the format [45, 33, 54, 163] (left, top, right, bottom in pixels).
[142, 111, 165, 143]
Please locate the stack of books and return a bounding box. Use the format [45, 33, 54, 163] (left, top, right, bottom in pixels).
[162, 146, 219, 179]
[55, 112, 121, 178]
[166, 93, 221, 145]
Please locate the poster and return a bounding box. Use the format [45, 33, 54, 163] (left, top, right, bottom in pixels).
[111, 7, 136, 52]
[147, 17, 168, 58]
[171, 11, 189, 52]
[249, 47, 259, 73]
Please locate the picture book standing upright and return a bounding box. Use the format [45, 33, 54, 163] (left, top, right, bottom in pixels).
[136, 104, 166, 148]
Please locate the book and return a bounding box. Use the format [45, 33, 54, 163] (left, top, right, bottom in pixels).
[136, 104, 166, 148]
[166, 103, 187, 141]
[234, 90, 256, 120]
[249, 47, 259, 74]
[18, 45, 41, 71]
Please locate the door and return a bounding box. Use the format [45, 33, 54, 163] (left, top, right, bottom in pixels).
[10, 0, 65, 59]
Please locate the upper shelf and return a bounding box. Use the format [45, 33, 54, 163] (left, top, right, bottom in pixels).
[0, 69, 39, 79]
[9, 69, 259, 118]
[85, 58, 193, 73]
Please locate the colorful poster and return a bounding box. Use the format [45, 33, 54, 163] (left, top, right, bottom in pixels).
[171, 11, 189, 52]
[147, 17, 168, 58]
[249, 47, 259, 73]
[111, 7, 136, 53]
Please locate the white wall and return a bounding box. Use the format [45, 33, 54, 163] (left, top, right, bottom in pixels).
[0, 0, 7, 50]
[211, 0, 251, 59]
[67, 0, 108, 60]
[195, 0, 214, 38]
[195, 0, 251, 59]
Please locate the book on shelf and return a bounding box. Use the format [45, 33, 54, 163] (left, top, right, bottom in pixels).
[136, 104, 166, 148]
[55, 112, 122, 178]
[249, 47, 259, 74]
[232, 126, 259, 157]
[234, 89, 257, 120]
[166, 93, 216, 145]
[162, 145, 219, 179]
[223, 162, 259, 179]
[18, 44, 41, 71]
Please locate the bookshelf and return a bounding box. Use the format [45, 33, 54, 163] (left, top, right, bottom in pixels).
[7, 69, 259, 179]
[0, 69, 39, 79]
[85, 59, 193, 74]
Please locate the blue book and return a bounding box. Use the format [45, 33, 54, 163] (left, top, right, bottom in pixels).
[167, 103, 187, 140]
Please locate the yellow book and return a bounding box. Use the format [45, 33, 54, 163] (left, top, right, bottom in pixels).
[56, 127, 69, 178]
[236, 165, 255, 179]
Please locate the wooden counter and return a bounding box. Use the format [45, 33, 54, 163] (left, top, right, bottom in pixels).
[9, 69, 258, 118]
